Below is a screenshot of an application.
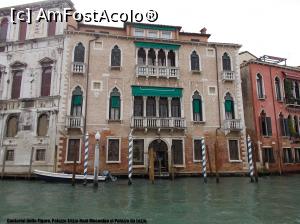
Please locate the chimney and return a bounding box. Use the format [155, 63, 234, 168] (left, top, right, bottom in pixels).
[200, 27, 207, 34]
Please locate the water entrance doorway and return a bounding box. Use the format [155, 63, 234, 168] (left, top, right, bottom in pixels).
[149, 139, 169, 175]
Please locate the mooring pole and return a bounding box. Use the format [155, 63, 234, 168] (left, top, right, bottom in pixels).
[171, 145, 175, 181]
[1, 147, 7, 180]
[247, 135, 254, 183]
[83, 132, 89, 186]
[253, 144, 259, 183]
[201, 138, 207, 184]
[206, 145, 213, 175]
[214, 140, 220, 183]
[93, 131, 100, 188]
[71, 141, 78, 186]
[28, 147, 34, 180]
[149, 148, 155, 184]
[128, 129, 133, 185]
[54, 145, 57, 173]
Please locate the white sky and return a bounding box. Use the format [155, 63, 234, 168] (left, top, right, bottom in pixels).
[1, 0, 299, 66]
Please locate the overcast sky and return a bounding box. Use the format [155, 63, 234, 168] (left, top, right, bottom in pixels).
[1, 0, 299, 66]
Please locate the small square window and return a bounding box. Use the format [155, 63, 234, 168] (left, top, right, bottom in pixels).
[208, 86, 216, 95]
[206, 48, 215, 57]
[148, 30, 158, 38]
[5, 150, 14, 161]
[92, 81, 102, 91]
[94, 41, 103, 49]
[161, 31, 172, 39]
[36, 149, 46, 161]
[134, 29, 144, 37]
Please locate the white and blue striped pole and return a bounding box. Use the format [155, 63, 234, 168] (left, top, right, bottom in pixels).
[201, 137, 207, 183]
[247, 135, 254, 183]
[128, 129, 133, 185]
[83, 132, 89, 186]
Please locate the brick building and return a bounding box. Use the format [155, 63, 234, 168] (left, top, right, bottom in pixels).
[241, 55, 300, 174]
[58, 21, 248, 176]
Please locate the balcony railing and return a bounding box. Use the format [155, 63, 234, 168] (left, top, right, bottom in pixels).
[285, 97, 300, 107]
[136, 65, 180, 79]
[131, 117, 186, 129]
[222, 71, 235, 81]
[224, 119, 243, 131]
[72, 62, 86, 74]
[66, 116, 84, 128]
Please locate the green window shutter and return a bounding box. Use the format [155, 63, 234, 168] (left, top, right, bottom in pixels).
[132, 86, 182, 97]
[225, 100, 232, 112]
[111, 96, 120, 108]
[134, 42, 181, 50]
[72, 95, 82, 106]
[193, 99, 201, 113]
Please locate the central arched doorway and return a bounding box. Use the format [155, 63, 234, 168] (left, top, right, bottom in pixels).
[149, 139, 169, 173]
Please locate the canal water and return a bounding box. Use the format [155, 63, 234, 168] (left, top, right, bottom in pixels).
[1, 176, 300, 224]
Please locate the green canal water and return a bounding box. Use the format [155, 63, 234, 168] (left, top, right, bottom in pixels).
[1, 176, 300, 224]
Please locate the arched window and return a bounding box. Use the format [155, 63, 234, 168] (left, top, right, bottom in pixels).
[275, 77, 282, 101]
[137, 48, 146, 65]
[171, 98, 181, 117]
[294, 116, 299, 135]
[41, 67, 52, 97]
[260, 110, 272, 136]
[192, 91, 203, 121]
[158, 49, 166, 66]
[73, 43, 85, 63]
[167, 50, 175, 67]
[224, 93, 235, 119]
[256, 74, 264, 99]
[19, 15, 27, 42]
[71, 87, 83, 116]
[6, 116, 18, 137]
[133, 96, 143, 116]
[222, 52, 231, 71]
[109, 87, 121, 120]
[0, 18, 8, 41]
[190, 51, 200, 71]
[11, 70, 22, 99]
[148, 48, 156, 66]
[295, 82, 300, 101]
[159, 97, 168, 118]
[47, 15, 56, 37]
[146, 97, 156, 117]
[37, 114, 49, 136]
[111, 45, 121, 67]
[279, 113, 289, 137]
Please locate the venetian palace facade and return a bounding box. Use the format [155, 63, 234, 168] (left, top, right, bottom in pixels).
[0, 0, 249, 177]
[241, 54, 300, 174]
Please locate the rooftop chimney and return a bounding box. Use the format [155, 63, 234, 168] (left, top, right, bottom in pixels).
[200, 27, 207, 34]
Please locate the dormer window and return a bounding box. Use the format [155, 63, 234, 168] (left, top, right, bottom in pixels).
[134, 28, 144, 37]
[148, 30, 158, 38]
[161, 31, 171, 39]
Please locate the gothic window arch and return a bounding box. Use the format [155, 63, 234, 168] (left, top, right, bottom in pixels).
[137, 48, 146, 65]
[224, 92, 235, 119]
[192, 91, 203, 121]
[275, 77, 282, 101]
[167, 50, 175, 67]
[109, 87, 121, 120]
[260, 110, 272, 136]
[190, 50, 200, 71]
[73, 43, 85, 63]
[111, 45, 121, 67]
[256, 73, 265, 99]
[0, 17, 8, 41]
[222, 52, 231, 71]
[71, 86, 83, 116]
[6, 115, 18, 137]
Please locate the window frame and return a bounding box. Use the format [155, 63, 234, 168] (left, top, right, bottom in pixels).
[256, 73, 265, 99]
[171, 138, 185, 167]
[274, 76, 283, 102]
[110, 45, 122, 68]
[294, 148, 300, 163]
[106, 137, 121, 163]
[193, 138, 204, 162]
[147, 30, 158, 38]
[161, 31, 172, 39]
[283, 147, 294, 164]
[65, 138, 81, 163]
[190, 50, 201, 72]
[192, 91, 205, 123]
[5, 149, 15, 161]
[35, 148, 46, 161]
[134, 28, 145, 37]
[37, 113, 49, 137]
[261, 147, 275, 164]
[132, 138, 145, 167]
[227, 139, 241, 162]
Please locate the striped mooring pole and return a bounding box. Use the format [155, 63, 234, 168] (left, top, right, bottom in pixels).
[247, 135, 254, 183]
[201, 138, 207, 183]
[83, 132, 89, 186]
[128, 129, 133, 185]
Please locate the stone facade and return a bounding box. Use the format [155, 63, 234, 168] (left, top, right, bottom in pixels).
[58, 22, 248, 176]
[0, 0, 73, 174]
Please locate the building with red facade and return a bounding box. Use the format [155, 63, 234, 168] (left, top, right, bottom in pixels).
[241, 55, 300, 174]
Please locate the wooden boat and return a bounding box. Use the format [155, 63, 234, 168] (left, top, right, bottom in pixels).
[33, 169, 108, 182]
